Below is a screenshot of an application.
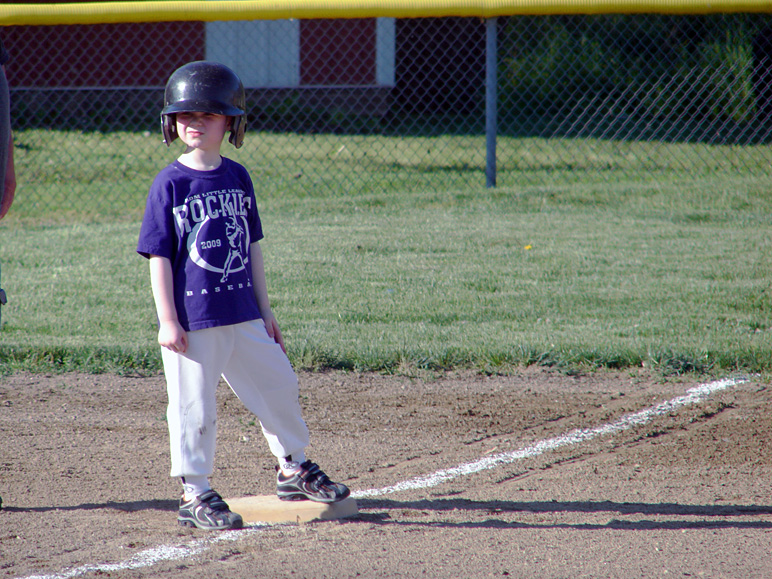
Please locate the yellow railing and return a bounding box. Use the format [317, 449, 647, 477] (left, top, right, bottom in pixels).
[2, 0, 772, 26]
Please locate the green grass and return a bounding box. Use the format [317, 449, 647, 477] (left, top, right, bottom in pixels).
[1, 129, 771, 376]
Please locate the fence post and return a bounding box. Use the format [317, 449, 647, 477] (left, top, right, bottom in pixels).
[485, 17, 498, 188]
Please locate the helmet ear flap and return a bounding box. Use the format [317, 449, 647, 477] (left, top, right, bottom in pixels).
[229, 114, 246, 149]
[162, 114, 177, 147]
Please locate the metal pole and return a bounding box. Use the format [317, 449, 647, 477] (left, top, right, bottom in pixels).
[485, 17, 498, 188]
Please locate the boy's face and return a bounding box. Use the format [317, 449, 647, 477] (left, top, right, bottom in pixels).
[175, 111, 230, 153]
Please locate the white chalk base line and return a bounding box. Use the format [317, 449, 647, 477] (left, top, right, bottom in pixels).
[22, 376, 749, 579]
[353, 376, 748, 498]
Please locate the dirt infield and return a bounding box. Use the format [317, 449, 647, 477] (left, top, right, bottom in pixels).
[1, 368, 771, 578]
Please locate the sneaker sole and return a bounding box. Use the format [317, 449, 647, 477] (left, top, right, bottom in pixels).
[277, 491, 350, 504]
[178, 516, 244, 530]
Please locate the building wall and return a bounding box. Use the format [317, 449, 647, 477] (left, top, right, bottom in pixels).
[2, 18, 395, 89]
[3, 22, 204, 88]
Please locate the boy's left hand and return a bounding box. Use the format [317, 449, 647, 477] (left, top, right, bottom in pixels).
[263, 314, 286, 354]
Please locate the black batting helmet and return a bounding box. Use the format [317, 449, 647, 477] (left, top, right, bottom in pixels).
[161, 61, 246, 148]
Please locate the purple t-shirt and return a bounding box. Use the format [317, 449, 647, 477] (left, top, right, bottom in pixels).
[137, 158, 264, 332]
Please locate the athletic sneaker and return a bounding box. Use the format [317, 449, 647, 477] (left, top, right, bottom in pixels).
[277, 460, 350, 503]
[178, 490, 243, 530]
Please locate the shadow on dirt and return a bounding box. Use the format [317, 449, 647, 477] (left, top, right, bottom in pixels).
[355, 498, 772, 530]
[2, 499, 178, 513]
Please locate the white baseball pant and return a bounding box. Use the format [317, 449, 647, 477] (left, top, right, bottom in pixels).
[161, 319, 310, 478]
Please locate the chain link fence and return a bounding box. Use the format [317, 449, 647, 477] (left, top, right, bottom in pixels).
[3, 13, 772, 219]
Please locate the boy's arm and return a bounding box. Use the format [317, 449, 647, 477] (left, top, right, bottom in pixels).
[0, 135, 14, 220]
[149, 255, 188, 354]
[250, 241, 286, 353]
[0, 65, 15, 220]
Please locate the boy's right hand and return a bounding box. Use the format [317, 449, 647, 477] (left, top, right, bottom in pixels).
[158, 320, 188, 354]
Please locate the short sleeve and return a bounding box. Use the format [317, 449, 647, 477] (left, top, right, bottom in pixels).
[137, 172, 176, 261]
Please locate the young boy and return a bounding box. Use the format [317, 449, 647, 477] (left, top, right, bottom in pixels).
[137, 61, 349, 531]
